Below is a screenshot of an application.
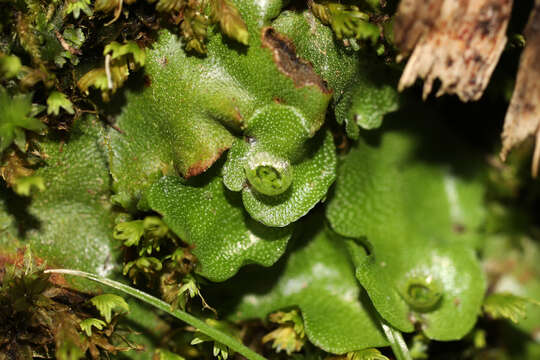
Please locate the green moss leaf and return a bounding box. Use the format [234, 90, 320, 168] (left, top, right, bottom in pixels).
[113, 219, 145, 247]
[77, 68, 108, 92]
[190, 319, 236, 360]
[154, 348, 186, 360]
[78, 41, 143, 102]
[154, 0, 184, 12]
[326, 115, 487, 340]
[104, 40, 146, 67]
[147, 173, 293, 282]
[483, 292, 539, 323]
[211, 0, 249, 45]
[0, 54, 22, 79]
[64, 0, 93, 19]
[90, 293, 130, 323]
[348, 348, 390, 360]
[221, 217, 388, 354]
[94, 0, 120, 13]
[0, 88, 45, 153]
[262, 309, 306, 355]
[123, 256, 163, 284]
[483, 236, 540, 335]
[79, 318, 106, 337]
[47, 91, 75, 116]
[62, 27, 86, 49]
[310, 2, 379, 42]
[12, 175, 45, 196]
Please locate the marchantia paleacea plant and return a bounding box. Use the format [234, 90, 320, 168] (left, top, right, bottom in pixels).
[0, 1, 539, 359]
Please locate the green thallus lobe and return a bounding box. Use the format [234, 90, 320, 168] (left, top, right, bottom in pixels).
[244, 151, 293, 196]
[401, 275, 443, 312]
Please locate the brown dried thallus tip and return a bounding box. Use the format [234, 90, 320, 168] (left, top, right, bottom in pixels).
[261, 27, 331, 94]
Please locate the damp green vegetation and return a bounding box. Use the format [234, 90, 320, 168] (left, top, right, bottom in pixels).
[0, 252, 141, 359]
[0, 0, 539, 359]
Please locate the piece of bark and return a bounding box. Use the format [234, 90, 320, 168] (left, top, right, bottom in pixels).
[393, 0, 443, 54]
[500, 0, 540, 175]
[395, 0, 513, 101]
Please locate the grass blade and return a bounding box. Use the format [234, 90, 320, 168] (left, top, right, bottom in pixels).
[45, 269, 266, 360]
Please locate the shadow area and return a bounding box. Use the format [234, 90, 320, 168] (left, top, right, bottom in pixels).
[0, 183, 41, 238]
[357, 101, 485, 182]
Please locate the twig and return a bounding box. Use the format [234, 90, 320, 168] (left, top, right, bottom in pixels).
[105, 54, 113, 90]
[55, 30, 82, 55]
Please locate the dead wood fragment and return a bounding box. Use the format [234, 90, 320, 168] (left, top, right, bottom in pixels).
[393, 0, 443, 54]
[500, 0, 540, 176]
[395, 0, 513, 101]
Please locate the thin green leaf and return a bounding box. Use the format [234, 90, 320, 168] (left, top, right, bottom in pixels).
[380, 323, 412, 360]
[44, 269, 266, 360]
[192, 319, 236, 360]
